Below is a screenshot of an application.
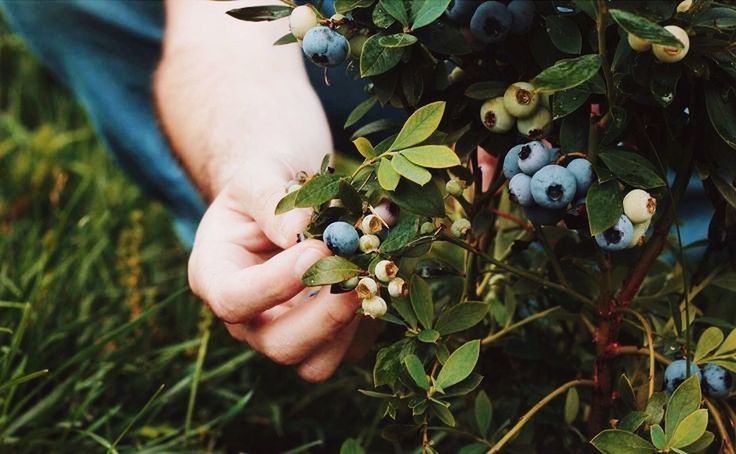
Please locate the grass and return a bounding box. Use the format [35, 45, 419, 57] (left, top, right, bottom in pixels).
[0, 24, 381, 453]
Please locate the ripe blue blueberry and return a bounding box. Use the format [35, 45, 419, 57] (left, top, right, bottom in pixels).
[507, 0, 536, 35]
[566, 158, 594, 197]
[517, 141, 550, 175]
[470, 1, 512, 44]
[302, 26, 350, 67]
[322, 221, 359, 256]
[702, 363, 732, 398]
[523, 205, 564, 226]
[594, 215, 634, 251]
[446, 0, 482, 25]
[530, 165, 577, 209]
[547, 147, 561, 164]
[503, 144, 524, 179]
[663, 359, 702, 394]
[508, 174, 535, 207]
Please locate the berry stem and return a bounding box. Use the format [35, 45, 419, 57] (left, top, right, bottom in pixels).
[620, 309, 656, 399]
[596, 0, 615, 109]
[481, 306, 561, 345]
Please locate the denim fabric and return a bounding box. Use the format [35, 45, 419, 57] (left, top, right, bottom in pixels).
[0, 0, 712, 250]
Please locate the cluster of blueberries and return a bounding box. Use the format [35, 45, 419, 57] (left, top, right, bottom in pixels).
[319, 202, 407, 318]
[446, 0, 535, 43]
[664, 359, 733, 398]
[480, 82, 552, 139]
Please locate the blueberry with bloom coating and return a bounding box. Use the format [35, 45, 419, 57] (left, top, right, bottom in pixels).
[451, 218, 472, 237]
[517, 141, 549, 175]
[480, 97, 515, 133]
[503, 144, 524, 179]
[359, 234, 381, 253]
[290, 5, 318, 40]
[507, 0, 536, 35]
[446, 0, 482, 25]
[302, 26, 350, 67]
[530, 165, 577, 209]
[623, 189, 656, 224]
[664, 359, 702, 394]
[702, 363, 733, 398]
[594, 215, 634, 251]
[470, 1, 512, 44]
[508, 174, 535, 207]
[652, 25, 690, 63]
[566, 158, 594, 197]
[504, 82, 539, 118]
[375, 260, 398, 282]
[356, 277, 378, 299]
[388, 278, 407, 298]
[523, 205, 564, 226]
[547, 147, 561, 164]
[517, 107, 552, 139]
[323, 221, 359, 256]
[362, 295, 388, 318]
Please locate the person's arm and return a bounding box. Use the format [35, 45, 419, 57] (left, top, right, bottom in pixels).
[155, 0, 363, 382]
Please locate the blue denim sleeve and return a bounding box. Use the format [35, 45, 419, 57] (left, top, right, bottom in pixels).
[0, 0, 206, 246]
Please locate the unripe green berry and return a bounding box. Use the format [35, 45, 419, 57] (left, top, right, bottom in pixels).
[289, 5, 318, 40]
[387, 278, 407, 298]
[503, 82, 539, 118]
[375, 260, 398, 282]
[480, 97, 515, 133]
[623, 189, 656, 224]
[361, 214, 383, 234]
[356, 277, 378, 299]
[652, 26, 690, 63]
[349, 34, 369, 58]
[420, 221, 436, 235]
[517, 107, 552, 139]
[362, 295, 387, 318]
[446, 179, 464, 196]
[451, 218, 472, 238]
[627, 33, 651, 52]
[341, 276, 359, 290]
[359, 234, 381, 253]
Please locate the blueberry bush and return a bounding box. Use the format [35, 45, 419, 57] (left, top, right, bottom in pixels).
[241, 0, 736, 452]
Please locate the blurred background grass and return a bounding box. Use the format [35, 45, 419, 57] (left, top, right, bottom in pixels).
[0, 20, 382, 453]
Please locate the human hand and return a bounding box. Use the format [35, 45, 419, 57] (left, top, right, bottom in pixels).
[188, 156, 368, 382]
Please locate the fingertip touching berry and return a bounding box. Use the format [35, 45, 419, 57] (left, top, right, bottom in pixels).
[508, 173, 535, 207]
[302, 26, 350, 67]
[594, 215, 634, 251]
[503, 82, 539, 118]
[517, 141, 550, 175]
[664, 359, 702, 394]
[566, 158, 594, 198]
[470, 1, 512, 44]
[323, 221, 360, 256]
[480, 97, 515, 133]
[375, 260, 399, 282]
[530, 164, 577, 209]
[623, 189, 656, 224]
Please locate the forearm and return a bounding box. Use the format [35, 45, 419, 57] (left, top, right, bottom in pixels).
[155, 0, 332, 200]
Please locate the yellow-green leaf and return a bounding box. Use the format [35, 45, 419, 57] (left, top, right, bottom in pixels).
[377, 158, 400, 190]
[401, 145, 460, 168]
[668, 409, 708, 449]
[392, 154, 432, 186]
[694, 327, 724, 362]
[389, 101, 446, 151]
[436, 340, 480, 389]
[353, 137, 376, 159]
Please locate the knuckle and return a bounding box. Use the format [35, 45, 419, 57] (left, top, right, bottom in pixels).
[260, 339, 302, 366]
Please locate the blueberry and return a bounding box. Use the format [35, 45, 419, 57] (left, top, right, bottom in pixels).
[517, 141, 550, 175]
[523, 205, 565, 226]
[503, 144, 524, 179]
[508, 173, 535, 207]
[664, 359, 702, 394]
[507, 0, 536, 35]
[566, 158, 594, 197]
[470, 1, 512, 44]
[446, 0, 482, 25]
[702, 363, 732, 398]
[302, 26, 350, 67]
[595, 215, 634, 251]
[322, 221, 359, 256]
[547, 147, 561, 164]
[530, 164, 577, 209]
[517, 107, 552, 139]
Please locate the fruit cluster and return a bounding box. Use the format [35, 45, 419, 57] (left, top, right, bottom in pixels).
[447, 0, 535, 43]
[627, 24, 690, 63]
[480, 82, 552, 139]
[664, 360, 733, 398]
[290, 5, 365, 68]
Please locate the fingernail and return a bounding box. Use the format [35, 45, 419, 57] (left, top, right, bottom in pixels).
[294, 247, 325, 278]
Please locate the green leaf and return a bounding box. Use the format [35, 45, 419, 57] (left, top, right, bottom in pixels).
[645, 392, 667, 425]
[372, 2, 396, 28]
[665, 375, 701, 437]
[378, 33, 418, 48]
[545, 16, 582, 54]
[360, 34, 405, 77]
[379, 0, 409, 26]
[435, 303, 488, 336]
[410, 275, 434, 329]
[694, 327, 724, 362]
[436, 340, 480, 389]
[338, 180, 364, 215]
[474, 390, 492, 438]
[295, 174, 341, 207]
[404, 354, 429, 390]
[443, 373, 483, 397]
[705, 82, 736, 151]
[390, 101, 446, 151]
[619, 411, 648, 432]
[345, 97, 378, 129]
[417, 329, 440, 343]
[680, 431, 715, 452]
[353, 137, 376, 159]
[598, 151, 665, 189]
[392, 296, 418, 329]
[586, 180, 623, 236]
[378, 158, 401, 191]
[464, 81, 507, 100]
[650, 424, 666, 449]
[351, 119, 402, 139]
[411, 0, 451, 30]
[226, 5, 291, 22]
[401, 145, 460, 169]
[392, 154, 432, 186]
[431, 401, 456, 427]
[532, 54, 603, 93]
[715, 329, 736, 357]
[564, 387, 579, 424]
[609, 9, 685, 48]
[414, 21, 472, 55]
[274, 190, 298, 215]
[590, 430, 656, 454]
[668, 409, 708, 449]
[335, 0, 374, 14]
[391, 179, 445, 217]
[373, 338, 415, 387]
[302, 256, 362, 286]
[273, 33, 298, 45]
[339, 438, 365, 454]
[380, 215, 419, 252]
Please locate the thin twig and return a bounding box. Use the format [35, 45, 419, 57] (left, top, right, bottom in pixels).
[620, 309, 655, 399]
[482, 307, 561, 345]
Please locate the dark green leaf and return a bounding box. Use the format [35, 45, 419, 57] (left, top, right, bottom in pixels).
[361, 34, 405, 77]
[273, 33, 298, 45]
[391, 179, 445, 217]
[664, 375, 701, 437]
[410, 275, 434, 329]
[435, 303, 489, 335]
[705, 82, 736, 150]
[464, 81, 507, 100]
[590, 430, 656, 454]
[379, 0, 409, 26]
[609, 9, 684, 48]
[335, 0, 374, 14]
[431, 401, 456, 427]
[226, 5, 291, 21]
[295, 174, 341, 208]
[645, 392, 667, 425]
[417, 328, 440, 343]
[374, 338, 415, 387]
[379, 33, 418, 48]
[401, 145, 460, 169]
[275, 190, 298, 215]
[401, 65, 424, 107]
[339, 180, 364, 215]
[474, 391, 492, 438]
[598, 151, 665, 189]
[404, 354, 429, 389]
[442, 373, 483, 397]
[411, 0, 451, 30]
[532, 54, 602, 93]
[436, 340, 480, 389]
[619, 411, 648, 432]
[560, 107, 589, 151]
[414, 21, 472, 55]
[545, 16, 582, 54]
[586, 180, 623, 236]
[390, 101, 446, 151]
[378, 158, 401, 190]
[372, 2, 396, 28]
[302, 256, 362, 286]
[380, 215, 419, 252]
[650, 65, 681, 108]
[650, 425, 666, 449]
[345, 97, 378, 129]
